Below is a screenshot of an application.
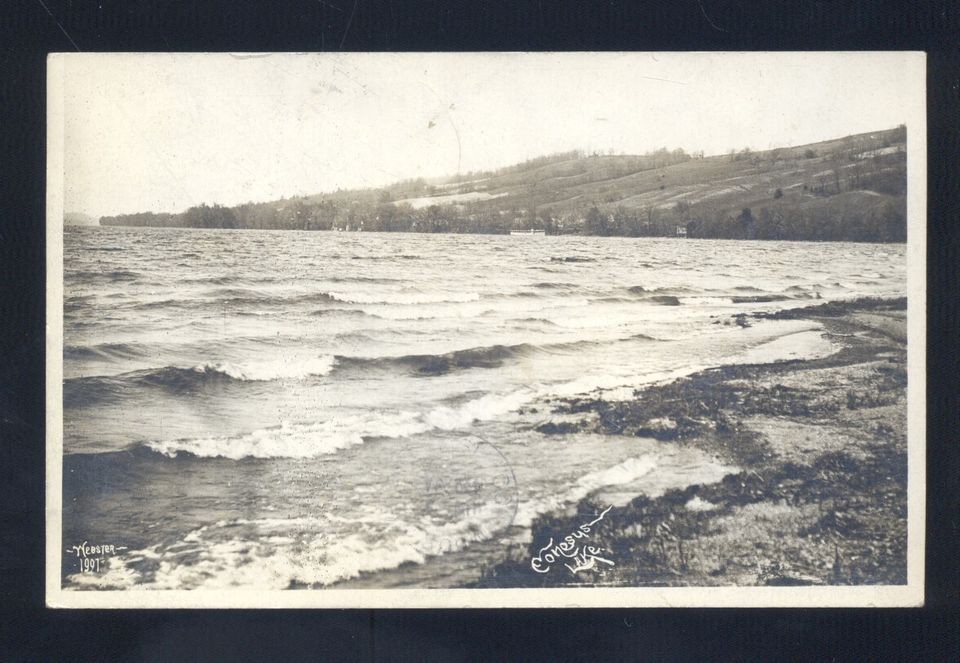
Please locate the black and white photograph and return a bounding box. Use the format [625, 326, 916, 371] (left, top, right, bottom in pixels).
[46, 52, 925, 608]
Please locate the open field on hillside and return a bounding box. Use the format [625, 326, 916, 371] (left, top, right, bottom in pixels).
[99, 127, 906, 242]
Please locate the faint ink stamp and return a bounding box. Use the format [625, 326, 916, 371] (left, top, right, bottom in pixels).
[416, 433, 520, 557]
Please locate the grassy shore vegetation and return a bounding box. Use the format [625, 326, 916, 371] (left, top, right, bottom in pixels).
[99, 127, 906, 243]
[473, 297, 908, 587]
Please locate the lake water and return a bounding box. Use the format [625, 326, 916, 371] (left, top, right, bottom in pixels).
[61, 227, 906, 589]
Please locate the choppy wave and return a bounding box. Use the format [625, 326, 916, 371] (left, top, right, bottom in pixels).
[64, 295, 98, 312]
[67, 269, 140, 283]
[143, 388, 535, 460]
[67, 504, 516, 589]
[62, 228, 908, 590]
[626, 285, 698, 296]
[511, 317, 559, 327]
[64, 454, 660, 589]
[181, 275, 279, 286]
[327, 275, 404, 284]
[627, 285, 809, 306]
[730, 294, 790, 303]
[195, 356, 338, 381]
[339, 338, 616, 377]
[549, 256, 596, 263]
[182, 274, 403, 287]
[144, 410, 426, 460]
[64, 335, 651, 406]
[118, 289, 483, 312]
[64, 341, 148, 362]
[65, 334, 639, 403]
[531, 281, 576, 289]
[327, 291, 481, 305]
[592, 296, 635, 304]
[649, 295, 682, 305]
[339, 344, 530, 376]
[364, 297, 591, 321]
[678, 296, 727, 305]
[65, 356, 337, 404]
[350, 254, 421, 261]
[310, 307, 372, 318]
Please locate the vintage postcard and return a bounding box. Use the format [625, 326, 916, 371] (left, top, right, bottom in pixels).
[46, 52, 925, 608]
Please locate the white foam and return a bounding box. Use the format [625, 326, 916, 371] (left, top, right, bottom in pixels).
[679, 296, 730, 306]
[197, 354, 336, 381]
[513, 455, 658, 528]
[537, 360, 712, 400]
[65, 456, 659, 590]
[145, 411, 427, 459]
[329, 291, 480, 305]
[64, 556, 144, 589]
[364, 297, 590, 321]
[144, 389, 534, 459]
[64, 502, 517, 590]
[587, 364, 711, 401]
[424, 389, 534, 430]
[735, 329, 837, 365]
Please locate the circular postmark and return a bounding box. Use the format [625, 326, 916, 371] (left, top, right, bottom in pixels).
[414, 432, 519, 557]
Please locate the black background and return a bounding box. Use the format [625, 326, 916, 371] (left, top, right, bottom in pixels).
[2, 1, 958, 660]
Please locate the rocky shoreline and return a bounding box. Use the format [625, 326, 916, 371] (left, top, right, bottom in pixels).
[472, 297, 908, 588]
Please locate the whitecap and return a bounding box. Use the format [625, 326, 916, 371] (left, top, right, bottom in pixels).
[328, 291, 481, 305]
[195, 354, 337, 381]
[143, 389, 534, 459]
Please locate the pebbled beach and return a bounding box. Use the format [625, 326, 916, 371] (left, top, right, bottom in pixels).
[474, 297, 908, 587]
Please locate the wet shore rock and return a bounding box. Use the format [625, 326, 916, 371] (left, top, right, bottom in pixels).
[472, 296, 909, 588]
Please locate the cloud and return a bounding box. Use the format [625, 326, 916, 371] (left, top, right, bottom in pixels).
[60, 53, 921, 218]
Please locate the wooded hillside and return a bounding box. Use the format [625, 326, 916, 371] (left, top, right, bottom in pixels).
[100, 126, 907, 242]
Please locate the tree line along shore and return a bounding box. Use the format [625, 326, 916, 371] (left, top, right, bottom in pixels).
[98, 126, 907, 243]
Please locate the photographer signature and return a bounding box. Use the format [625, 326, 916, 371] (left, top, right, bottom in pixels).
[530, 505, 616, 576]
[65, 540, 127, 574]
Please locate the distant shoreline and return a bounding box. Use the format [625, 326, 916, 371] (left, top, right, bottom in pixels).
[73, 224, 909, 245]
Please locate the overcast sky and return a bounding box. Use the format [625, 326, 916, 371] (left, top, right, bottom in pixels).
[58, 52, 923, 219]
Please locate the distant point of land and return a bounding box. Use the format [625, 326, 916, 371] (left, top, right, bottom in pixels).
[64, 212, 98, 227]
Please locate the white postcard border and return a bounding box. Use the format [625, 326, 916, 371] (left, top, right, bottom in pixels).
[45, 51, 927, 609]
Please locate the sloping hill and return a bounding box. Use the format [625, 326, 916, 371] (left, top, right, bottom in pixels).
[394, 126, 905, 240]
[100, 126, 907, 242]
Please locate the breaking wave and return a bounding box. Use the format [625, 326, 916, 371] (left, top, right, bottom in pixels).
[143, 388, 535, 460]
[337, 338, 617, 377]
[64, 333, 661, 408]
[120, 289, 483, 311]
[64, 453, 661, 589]
[144, 410, 427, 460]
[326, 291, 481, 305]
[64, 356, 337, 405]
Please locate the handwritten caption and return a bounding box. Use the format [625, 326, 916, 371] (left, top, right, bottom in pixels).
[530, 506, 616, 576]
[65, 541, 127, 574]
